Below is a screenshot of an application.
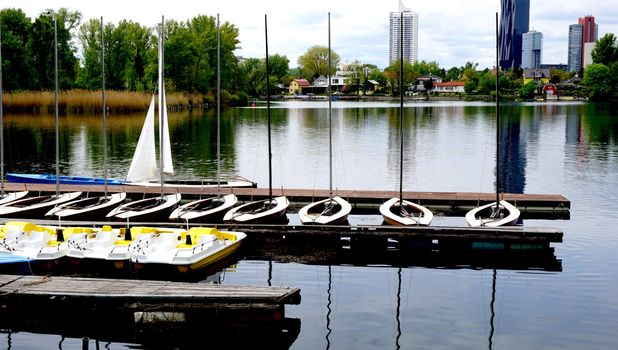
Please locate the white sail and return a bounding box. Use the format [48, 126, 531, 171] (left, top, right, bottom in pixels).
[126, 96, 157, 181]
[161, 85, 174, 175]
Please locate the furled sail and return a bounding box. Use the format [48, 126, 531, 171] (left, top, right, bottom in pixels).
[126, 96, 157, 181]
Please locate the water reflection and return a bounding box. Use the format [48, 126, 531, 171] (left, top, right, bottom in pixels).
[498, 107, 526, 194]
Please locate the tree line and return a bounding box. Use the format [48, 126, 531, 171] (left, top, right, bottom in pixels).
[2, 8, 616, 104]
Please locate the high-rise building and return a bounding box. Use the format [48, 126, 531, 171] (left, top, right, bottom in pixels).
[389, 1, 418, 65]
[568, 24, 583, 72]
[499, 0, 530, 70]
[568, 15, 598, 73]
[521, 30, 542, 69]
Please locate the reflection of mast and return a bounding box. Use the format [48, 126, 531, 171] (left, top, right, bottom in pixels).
[268, 260, 273, 287]
[326, 265, 332, 350]
[395, 267, 402, 350]
[488, 269, 497, 350]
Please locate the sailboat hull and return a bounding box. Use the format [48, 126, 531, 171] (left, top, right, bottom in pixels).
[380, 197, 433, 226]
[0, 191, 29, 206]
[299, 196, 351, 225]
[46, 192, 127, 220]
[223, 196, 289, 224]
[106, 193, 181, 222]
[465, 200, 520, 227]
[0, 192, 82, 218]
[6, 173, 125, 185]
[170, 194, 237, 223]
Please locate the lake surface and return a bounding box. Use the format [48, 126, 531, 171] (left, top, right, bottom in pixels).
[2, 101, 618, 349]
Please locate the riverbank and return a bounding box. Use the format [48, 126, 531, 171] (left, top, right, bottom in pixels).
[2, 90, 208, 114]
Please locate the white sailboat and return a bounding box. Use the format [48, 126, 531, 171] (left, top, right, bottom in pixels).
[299, 13, 351, 225]
[0, 28, 28, 205]
[223, 15, 289, 224]
[379, 11, 433, 226]
[170, 15, 238, 223]
[107, 17, 181, 221]
[46, 17, 127, 220]
[466, 13, 520, 227]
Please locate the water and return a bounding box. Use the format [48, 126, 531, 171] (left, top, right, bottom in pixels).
[2, 101, 618, 349]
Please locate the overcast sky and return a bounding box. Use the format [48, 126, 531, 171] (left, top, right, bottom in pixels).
[5, 0, 618, 70]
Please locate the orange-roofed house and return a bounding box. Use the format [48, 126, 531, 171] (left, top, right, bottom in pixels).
[289, 79, 311, 94]
[433, 81, 465, 93]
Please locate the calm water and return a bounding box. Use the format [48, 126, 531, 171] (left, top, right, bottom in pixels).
[2, 101, 618, 349]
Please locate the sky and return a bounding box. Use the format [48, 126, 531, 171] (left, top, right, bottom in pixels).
[4, 0, 618, 70]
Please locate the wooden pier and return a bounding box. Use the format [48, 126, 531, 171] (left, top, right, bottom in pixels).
[4, 182, 570, 217]
[0, 274, 301, 347]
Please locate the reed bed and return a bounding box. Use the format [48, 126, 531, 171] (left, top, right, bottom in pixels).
[2, 90, 208, 113]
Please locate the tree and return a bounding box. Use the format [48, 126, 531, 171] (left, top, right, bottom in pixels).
[444, 66, 462, 81]
[0, 9, 35, 90]
[30, 11, 79, 90]
[518, 81, 537, 99]
[591, 33, 617, 66]
[582, 63, 612, 101]
[76, 18, 102, 89]
[297, 45, 340, 81]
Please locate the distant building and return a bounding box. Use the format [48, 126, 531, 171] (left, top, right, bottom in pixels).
[499, 0, 530, 70]
[523, 68, 551, 85]
[289, 79, 311, 94]
[583, 42, 596, 69]
[415, 74, 442, 91]
[540, 63, 568, 71]
[389, 0, 418, 65]
[522, 30, 542, 69]
[433, 82, 465, 93]
[567, 15, 598, 73]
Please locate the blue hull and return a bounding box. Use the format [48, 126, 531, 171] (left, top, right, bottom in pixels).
[6, 173, 126, 186]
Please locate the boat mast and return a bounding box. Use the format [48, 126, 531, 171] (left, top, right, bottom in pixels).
[54, 13, 59, 197]
[101, 17, 108, 197]
[399, 11, 404, 206]
[328, 12, 333, 200]
[495, 12, 500, 211]
[216, 14, 221, 197]
[0, 27, 4, 195]
[159, 16, 165, 198]
[265, 15, 272, 203]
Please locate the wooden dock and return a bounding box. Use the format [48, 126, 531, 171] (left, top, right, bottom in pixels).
[0, 274, 301, 347]
[4, 182, 570, 217]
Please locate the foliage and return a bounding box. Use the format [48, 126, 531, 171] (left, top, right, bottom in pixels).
[591, 33, 617, 66]
[0, 9, 35, 91]
[582, 63, 613, 101]
[518, 81, 538, 99]
[297, 45, 340, 81]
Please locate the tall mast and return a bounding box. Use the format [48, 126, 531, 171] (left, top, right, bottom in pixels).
[0, 27, 4, 195]
[328, 12, 333, 200]
[216, 14, 221, 197]
[495, 12, 500, 210]
[101, 17, 108, 197]
[265, 15, 272, 202]
[54, 13, 59, 196]
[399, 11, 404, 205]
[159, 16, 165, 198]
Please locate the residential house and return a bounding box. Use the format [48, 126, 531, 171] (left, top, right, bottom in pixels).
[433, 82, 465, 93]
[415, 74, 443, 91]
[523, 68, 551, 84]
[289, 79, 311, 94]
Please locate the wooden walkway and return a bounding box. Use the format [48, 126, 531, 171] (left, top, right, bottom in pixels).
[0, 274, 300, 308]
[4, 182, 570, 216]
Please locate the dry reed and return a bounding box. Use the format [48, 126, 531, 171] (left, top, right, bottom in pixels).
[2, 90, 208, 113]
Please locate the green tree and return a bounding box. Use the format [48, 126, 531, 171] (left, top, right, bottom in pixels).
[297, 45, 340, 81]
[591, 33, 617, 65]
[0, 9, 35, 90]
[582, 63, 612, 101]
[76, 18, 102, 89]
[477, 71, 496, 95]
[30, 11, 79, 90]
[464, 79, 477, 94]
[518, 81, 538, 99]
[444, 66, 462, 81]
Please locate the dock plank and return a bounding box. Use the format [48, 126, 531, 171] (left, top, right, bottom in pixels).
[0, 275, 301, 305]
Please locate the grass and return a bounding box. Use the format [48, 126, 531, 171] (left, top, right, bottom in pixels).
[2, 90, 209, 113]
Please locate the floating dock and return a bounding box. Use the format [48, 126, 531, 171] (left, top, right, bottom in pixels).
[0, 274, 301, 347]
[4, 182, 570, 218]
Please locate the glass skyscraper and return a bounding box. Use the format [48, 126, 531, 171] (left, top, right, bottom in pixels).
[389, 1, 418, 65]
[499, 0, 530, 70]
[522, 30, 542, 69]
